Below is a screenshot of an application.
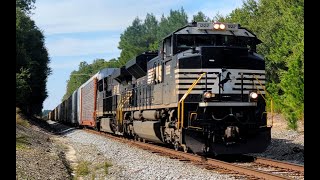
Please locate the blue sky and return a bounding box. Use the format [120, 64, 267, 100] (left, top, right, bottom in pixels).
[31, 0, 244, 110]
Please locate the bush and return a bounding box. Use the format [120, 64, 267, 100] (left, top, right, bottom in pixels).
[16, 107, 30, 127]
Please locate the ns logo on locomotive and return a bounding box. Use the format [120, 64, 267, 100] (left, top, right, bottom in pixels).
[48, 22, 271, 155]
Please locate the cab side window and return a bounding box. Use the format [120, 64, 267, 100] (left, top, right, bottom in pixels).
[98, 80, 103, 92]
[163, 37, 172, 58]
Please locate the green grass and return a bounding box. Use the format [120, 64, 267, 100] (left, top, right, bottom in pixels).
[76, 161, 90, 176]
[74, 160, 112, 179]
[103, 161, 112, 175]
[94, 161, 113, 175]
[16, 135, 30, 150]
[91, 173, 96, 180]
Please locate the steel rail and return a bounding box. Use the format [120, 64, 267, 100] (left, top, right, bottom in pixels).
[85, 129, 292, 180]
[254, 156, 304, 172]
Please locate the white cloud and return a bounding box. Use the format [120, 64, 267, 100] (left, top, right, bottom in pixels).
[47, 36, 120, 57]
[50, 61, 80, 69]
[32, 0, 185, 35]
[31, 0, 246, 38]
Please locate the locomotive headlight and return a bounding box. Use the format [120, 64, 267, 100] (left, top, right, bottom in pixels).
[249, 92, 258, 99]
[213, 23, 220, 29]
[219, 23, 226, 30]
[203, 91, 213, 99]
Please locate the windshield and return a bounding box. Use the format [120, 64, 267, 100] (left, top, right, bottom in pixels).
[176, 34, 255, 51]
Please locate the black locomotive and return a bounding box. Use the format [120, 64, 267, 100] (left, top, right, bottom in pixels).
[49, 22, 271, 155]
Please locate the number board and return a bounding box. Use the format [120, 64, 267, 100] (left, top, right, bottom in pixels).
[225, 23, 238, 30]
[197, 22, 213, 29]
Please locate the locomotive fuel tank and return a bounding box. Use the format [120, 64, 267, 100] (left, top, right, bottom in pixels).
[133, 110, 160, 120]
[100, 118, 114, 133]
[133, 121, 163, 143]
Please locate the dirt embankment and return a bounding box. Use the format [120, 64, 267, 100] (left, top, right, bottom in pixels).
[16, 109, 72, 180]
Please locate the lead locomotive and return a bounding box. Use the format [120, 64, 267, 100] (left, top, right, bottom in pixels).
[49, 22, 271, 155]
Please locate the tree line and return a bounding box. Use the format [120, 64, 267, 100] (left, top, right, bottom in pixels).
[15, 0, 303, 128]
[16, 0, 51, 115]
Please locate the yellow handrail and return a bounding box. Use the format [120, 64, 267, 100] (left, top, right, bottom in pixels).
[177, 72, 206, 129]
[116, 91, 132, 126]
[253, 75, 273, 127]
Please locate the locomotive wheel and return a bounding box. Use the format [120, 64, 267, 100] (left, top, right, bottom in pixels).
[181, 144, 188, 153]
[133, 135, 138, 141]
[93, 125, 98, 131]
[174, 142, 179, 151]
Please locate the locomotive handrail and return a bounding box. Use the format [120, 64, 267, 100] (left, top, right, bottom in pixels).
[177, 72, 206, 129]
[116, 91, 132, 126]
[253, 75, 273, 127]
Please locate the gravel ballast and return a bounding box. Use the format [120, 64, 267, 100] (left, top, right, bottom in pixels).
[250, 114, 304, 165]
[64, 130, 236, 180]
[16, 113, 304, 179]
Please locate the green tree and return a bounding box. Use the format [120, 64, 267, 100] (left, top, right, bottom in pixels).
[118, 17, 147, 65]
[158, 8, 188, 40]
[143, 13, 159, 51]
[150, 8, 189, 51]
[279, 40, 304, 129]
[63, 58, 120, 101]
[63, 61, 92, 101]
[220, 0, 304, 129]
[16, 3, 51, 115]
[117, 7, 189, 62]
[16, 0, 35, 14]
[42, 109, 51, 116]
[16, 68, 31, 107]
[193, 11, 211, 22]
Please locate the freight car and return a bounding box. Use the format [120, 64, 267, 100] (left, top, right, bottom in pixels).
[49, 21, 271, 155]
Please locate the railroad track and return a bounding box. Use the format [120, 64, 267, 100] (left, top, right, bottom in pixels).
[250, 156, 303, 179]
[213, 154, 304, 179]
[83, 129, 304, 180]
[224, 155, 304, 179]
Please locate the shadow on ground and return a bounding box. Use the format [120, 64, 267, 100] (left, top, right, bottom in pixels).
[198, 138, 304, 164]
[251, 138, 304, 163]
[28, 117, 77, 136]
